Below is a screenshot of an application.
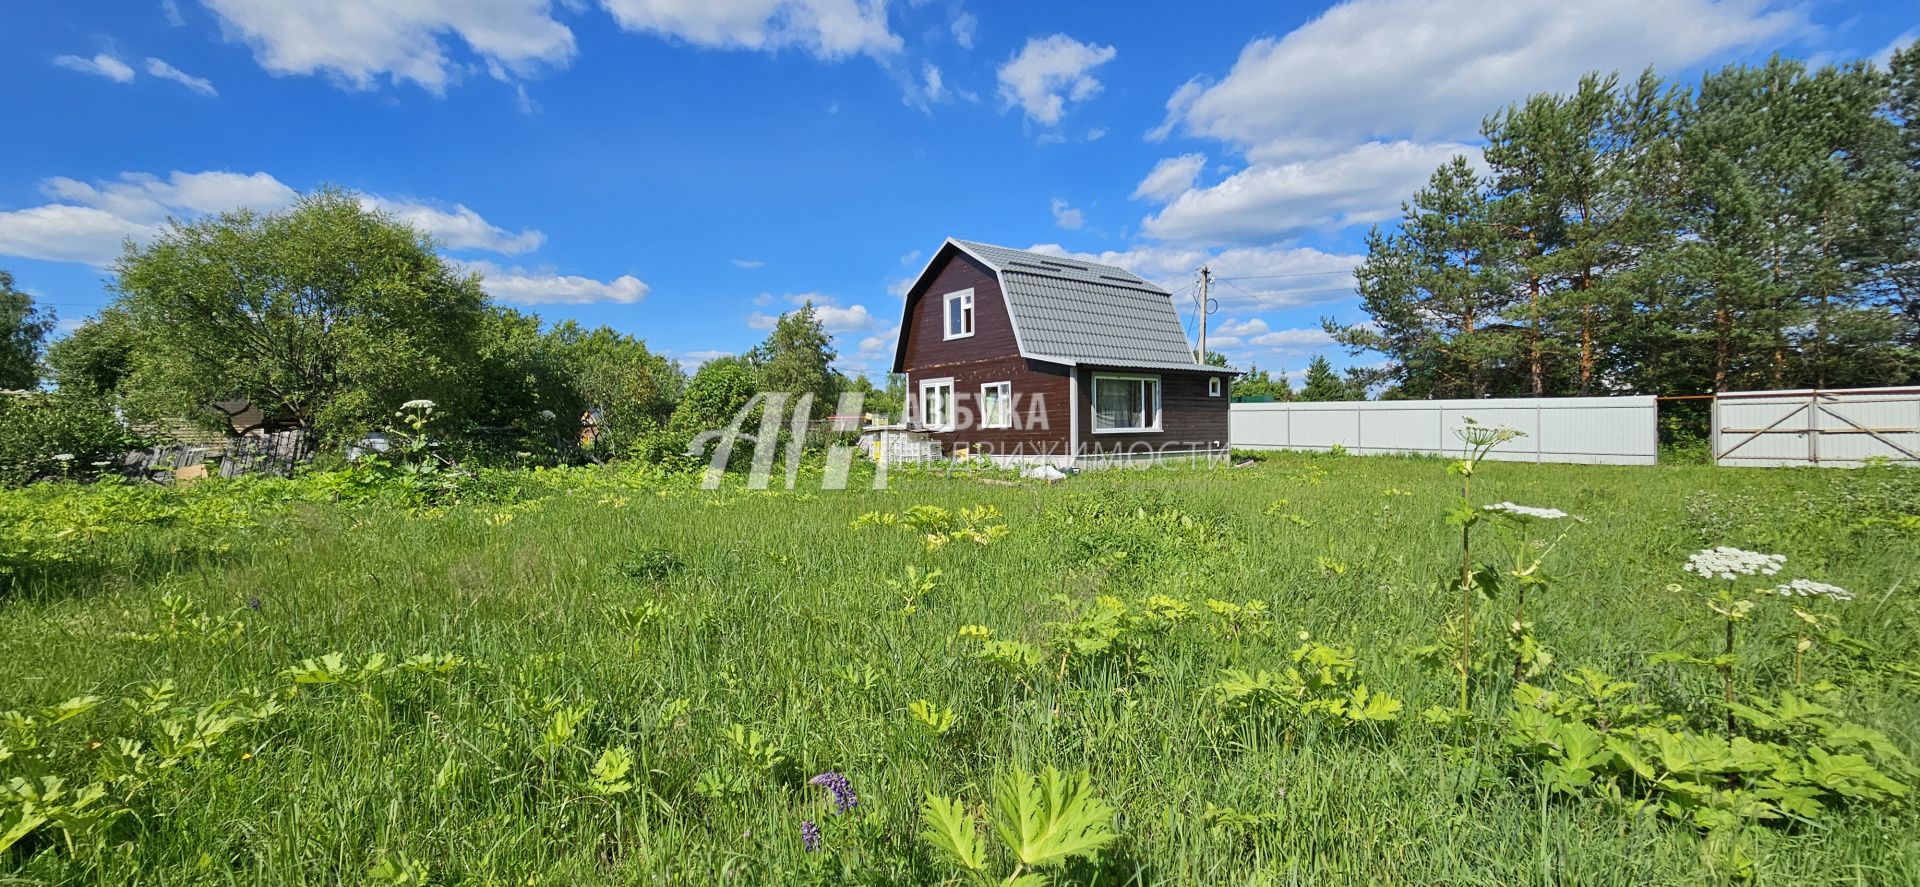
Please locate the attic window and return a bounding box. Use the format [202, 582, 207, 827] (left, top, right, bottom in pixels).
[943, 289, 975, 340]
[1209, 377, 1222, 397]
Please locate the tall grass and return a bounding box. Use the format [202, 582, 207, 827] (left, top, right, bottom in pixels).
[1, 453, 1915, 884]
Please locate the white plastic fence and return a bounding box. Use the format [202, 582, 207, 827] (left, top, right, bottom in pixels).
[1229, 396, 1658, 465]
[1713, 386, 1920, 467]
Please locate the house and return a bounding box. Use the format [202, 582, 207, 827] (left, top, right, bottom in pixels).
[890, 238, 1237, 468]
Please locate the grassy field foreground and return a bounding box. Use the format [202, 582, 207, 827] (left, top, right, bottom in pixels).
[1, 453, 1917, 885]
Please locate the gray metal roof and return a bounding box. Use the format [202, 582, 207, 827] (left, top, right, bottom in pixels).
[948, 239, 1214, 372]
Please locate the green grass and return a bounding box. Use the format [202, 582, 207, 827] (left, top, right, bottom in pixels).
[2, 453, 1917, 885]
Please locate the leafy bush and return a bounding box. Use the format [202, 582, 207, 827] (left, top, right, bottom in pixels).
[0, 393, 142, 487]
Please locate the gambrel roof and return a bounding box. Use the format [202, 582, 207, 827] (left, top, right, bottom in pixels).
[894, 238, 1217, 373]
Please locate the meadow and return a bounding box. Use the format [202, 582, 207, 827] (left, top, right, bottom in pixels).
[1, 450, 1916, 885]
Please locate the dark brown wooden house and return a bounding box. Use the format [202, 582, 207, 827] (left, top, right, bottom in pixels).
[891, 239, 1236, 468]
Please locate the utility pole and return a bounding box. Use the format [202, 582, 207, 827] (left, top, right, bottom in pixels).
[1197, 265, 1211, 363]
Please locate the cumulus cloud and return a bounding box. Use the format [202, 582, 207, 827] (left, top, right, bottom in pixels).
[1024, 241, 1361, 311]
[1131, 153, 1206, 202]
[145, 57, 218, 96]
[600, 0, 901, 60]
[363, 196, 544, 254]
[200, 0, 577, 93]
[1157, 0, 1806, 150]
[1049, 198, 1084, 230]
[995, 34, 1115, 126]
[1140, 140, 1474, 242]
[0, 170, 549, 268]
[460, 260, 649, 304]
[749, 292, 882, 334]
[53, 53, 136, 83]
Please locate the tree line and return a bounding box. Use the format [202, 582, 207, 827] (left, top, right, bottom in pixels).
[0, 190, 885, 482]
[1327, 45, 1920, 399]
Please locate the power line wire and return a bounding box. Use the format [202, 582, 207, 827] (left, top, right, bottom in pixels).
[1215, 270, 1352, 282]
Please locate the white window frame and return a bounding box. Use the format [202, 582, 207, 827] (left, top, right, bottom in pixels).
[979, 381, 1013, 429]
[1209, 376, 1222, 397]
[942, 289, 975, 340]
[1091, 373, 1162, 434]
[919, 377, 956, 431]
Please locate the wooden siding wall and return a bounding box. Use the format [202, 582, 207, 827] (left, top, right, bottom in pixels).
[1076, 366, 1230, 458]
[900, 249, 1073, 455]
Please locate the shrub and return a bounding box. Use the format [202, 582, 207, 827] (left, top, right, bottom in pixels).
[0, 393, 142, 487]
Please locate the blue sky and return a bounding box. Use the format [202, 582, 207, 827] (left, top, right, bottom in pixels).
[2, 1, 1915, 382]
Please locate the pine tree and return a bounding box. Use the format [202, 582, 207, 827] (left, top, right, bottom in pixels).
[1300, 356, 1351, 401]
[1330, 156, 1518, 397]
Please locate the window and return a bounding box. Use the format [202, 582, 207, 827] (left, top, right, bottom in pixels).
[919, 378, 955, 430]
[943, 289, 975, 340]
[1209, 376, 1222, 397]
[1092, 374, 1161, 433]
[980, 381, 1012, 429]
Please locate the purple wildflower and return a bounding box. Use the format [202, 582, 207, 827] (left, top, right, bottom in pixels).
[800, 818, 821, 852]
[246, 596, 263, 611]
[808, 771, 857, 813]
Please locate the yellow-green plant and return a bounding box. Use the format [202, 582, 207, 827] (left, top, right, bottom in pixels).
[920, 766, 1118, 886]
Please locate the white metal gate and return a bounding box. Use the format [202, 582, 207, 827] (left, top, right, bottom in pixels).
[1713, 387, 1920, 467]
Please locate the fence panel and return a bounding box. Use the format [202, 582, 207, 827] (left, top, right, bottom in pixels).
[1229, 396, 1658, 465]
[1713, 387, 1920, 467]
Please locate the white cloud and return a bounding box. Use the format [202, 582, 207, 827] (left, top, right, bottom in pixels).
[0, 170, 547, 268]
[364, 197, 545, 254]
[53, 53, 136, 83]
[841, 322, 900, 376]
[145, 58, 218, 96]
[1140, 140, 1474, 242]
[1159, 0, 1806, 150]
[461, 260, 649, 304]
[732, 258, 765, 268]
[1049, 197, 1084, 230]
[1249, 327, 1333, 350]
[1214, 317, 1269, 338]
[995, 34, 1115, 126]
[674, 348, 736, 367]
[749, 292, 881, 333]
[1873, 30, 1918, 68]
[161, 0, 186, 26]
[1132, 153, 1206, 202]
[922, 62, 945, 102]
[600, 0, 901, 60]
[1024, 241, 1361, 311]
[200, 0, 577, 93]
[950, 10, 976, 49]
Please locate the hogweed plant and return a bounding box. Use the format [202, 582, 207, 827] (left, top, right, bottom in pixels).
[1478, 502, 1581, 682]
[1441, 419, 1524, 713]
[920, 766, 1118, 887]
[1670, 547, 1785, 737]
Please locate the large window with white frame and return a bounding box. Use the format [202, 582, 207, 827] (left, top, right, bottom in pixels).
[943, 289, 975, 340]
[979, 381, 1012, 429]
[1092, 374, 1161, 433]
[919, 378, 955, 430]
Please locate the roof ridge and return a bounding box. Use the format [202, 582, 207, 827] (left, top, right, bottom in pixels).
[951, 238, 1148, 284]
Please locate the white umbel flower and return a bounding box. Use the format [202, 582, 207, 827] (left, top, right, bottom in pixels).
[399, 399, 436, 411]
[50, 453, 75, 462]
[1685, 546, 1785, 581]
[1482, 502, 1570, 520]
[1775, 579, 1854, 602]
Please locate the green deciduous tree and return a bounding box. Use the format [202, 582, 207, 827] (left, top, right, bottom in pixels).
[106, 188, 491, 437]
[1, 270, 54, 390]
[544, 320, 682, 459]
[747, 302, 838, 415]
